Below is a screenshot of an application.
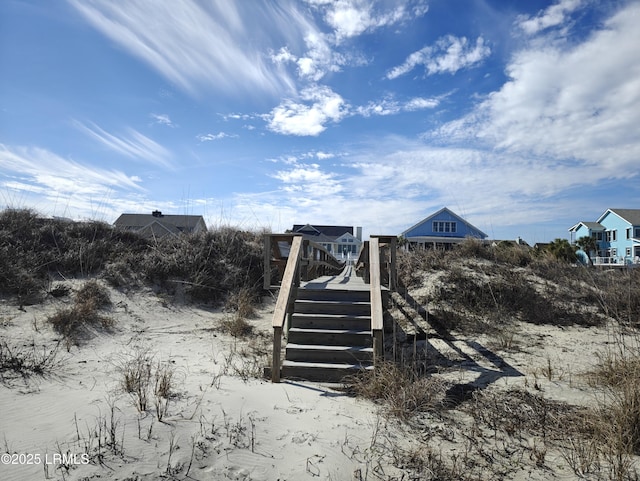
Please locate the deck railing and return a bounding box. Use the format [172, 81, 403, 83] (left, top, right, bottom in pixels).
[265, 234, 345, 382]
[356, 235, 397, 363]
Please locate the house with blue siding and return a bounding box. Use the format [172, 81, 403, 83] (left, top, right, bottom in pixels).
[401, 207, 488, 250]
[569, 208, 640, 265]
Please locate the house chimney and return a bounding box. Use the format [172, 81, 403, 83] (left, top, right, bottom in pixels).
[152, 210, 163, 217]
[356, 226, 362, 241]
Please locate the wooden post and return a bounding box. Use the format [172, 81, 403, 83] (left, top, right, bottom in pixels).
[389, 236, 397, 292]
[272, 326, 282, 383]
[369, 238, 384, 364]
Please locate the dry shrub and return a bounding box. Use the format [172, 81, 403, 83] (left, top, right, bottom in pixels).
[224, 287, 256, 319]
[48, 280, 114, 344]
[345, 361, 447, 419]
[0, 340, 62, 381]
[592, 347, 640, 456]
[465, 388, 586, 441]
[76, 279, 111, 308]
[219, 314, 254, 338]
[47, 302, 114, 343]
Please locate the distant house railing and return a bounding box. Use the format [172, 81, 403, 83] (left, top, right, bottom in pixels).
[593, 256, 640, 266]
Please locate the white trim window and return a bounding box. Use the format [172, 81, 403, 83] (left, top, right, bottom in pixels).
[433, 221, 457, 233]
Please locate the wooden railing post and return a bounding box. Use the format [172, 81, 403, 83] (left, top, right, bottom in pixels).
[272, 327, 282, 383]
[369, 237, 384, 364]
[271, 236, 302, 382]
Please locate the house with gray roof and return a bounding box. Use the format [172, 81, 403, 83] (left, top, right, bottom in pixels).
[569, 208, 640, 265]
[114, 210, 207, 239]
[291, 224, 363, 259]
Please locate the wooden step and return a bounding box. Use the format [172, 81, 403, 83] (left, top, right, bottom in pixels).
[294, 299, 371, 316]
[297, 288, 370, 302]
[290, 313, 371, 330]
[281, 360, 373, 382]
[287, 327, 372, 346]
[285, 343, 373, 363]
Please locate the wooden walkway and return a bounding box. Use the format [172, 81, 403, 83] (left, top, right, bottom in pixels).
[300, 265, 369, 291]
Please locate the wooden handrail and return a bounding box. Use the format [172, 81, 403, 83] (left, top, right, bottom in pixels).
[270, 236, 303, 382]
[264, 234, 344, 288]
[369, 237, 384, 363]
[265, 234, 345, 382]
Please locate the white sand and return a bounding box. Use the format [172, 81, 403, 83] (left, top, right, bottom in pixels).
[1, 280, 637, 480]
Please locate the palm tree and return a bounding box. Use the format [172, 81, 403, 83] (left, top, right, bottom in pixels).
[548, 238, 578, 263]
[575, 235, 597, 266]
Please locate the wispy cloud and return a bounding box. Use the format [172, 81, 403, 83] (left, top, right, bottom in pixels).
[67, 0, 301, 97]
[387, 35, 491, 79]
[150, 113, 176, 128]
[266, 85, 348, 136]
[356, 96, 440, 117]
[74, 121, 172, 168]
[0, 144, 144, 198]
[516, 0, 582, 36]
[196, 132, 238, 142]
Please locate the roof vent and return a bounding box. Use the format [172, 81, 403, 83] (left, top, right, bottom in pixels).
[152, 210, 163, 217]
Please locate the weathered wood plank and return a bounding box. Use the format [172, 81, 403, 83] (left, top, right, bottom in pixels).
[272, 236, 302, 329]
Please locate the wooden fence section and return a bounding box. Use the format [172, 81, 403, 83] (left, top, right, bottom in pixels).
[265, 234, 345, 382]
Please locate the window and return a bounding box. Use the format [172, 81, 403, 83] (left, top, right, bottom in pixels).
[612, 248, 617, 256]
[627, 228, 632, 239]
[636, 227, 640, 237]
[433, 221, 457, 233]
[613, 230, 617, 241]
[626, 248, 632, 256]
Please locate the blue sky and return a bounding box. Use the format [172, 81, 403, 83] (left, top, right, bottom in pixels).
[1, 0, 638, 243]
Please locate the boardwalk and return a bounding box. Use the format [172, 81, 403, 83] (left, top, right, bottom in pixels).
[301, 264, 369, 291]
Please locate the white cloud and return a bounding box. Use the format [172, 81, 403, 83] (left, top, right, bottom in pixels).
[196, 132, 237, 142]
[267, 85, 348, 136]
[74, 121, 172, 168]
[272, 164, 344, 196]
[405, 97, 440, 110]
[441, 2, 640, 176]
[516, 0, 582, 36]
[0, 144, 144, 198]
[150, 113, 175, 127]
[356, 96, 440, 117]
[67, 0, 300, 97]
[310, 0, 428, 42]
[387, 35, 491, 79]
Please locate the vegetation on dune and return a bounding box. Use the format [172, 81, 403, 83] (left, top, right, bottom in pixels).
[0, 208, 265, 306]
[397, 237, 639, 330]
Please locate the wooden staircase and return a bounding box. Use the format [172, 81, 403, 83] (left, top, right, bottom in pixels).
[281, 287, 375, 382]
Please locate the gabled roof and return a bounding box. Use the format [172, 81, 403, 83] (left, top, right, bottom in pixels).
[401, 207, 488, 239]
[569, 221, 605, 232]
[115, 213, 205, 231]
[292, 224, 353, 239]
[597, 209, 640, 225]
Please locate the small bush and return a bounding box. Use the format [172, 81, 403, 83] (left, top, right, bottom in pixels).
[0, 340, 62, 381]
[47, 302, 114, 343]
[48, 282, 113, 344]
[219, 314, 254, 338]
[345, 361, 447, 419]
[76, 280, 111, 309]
